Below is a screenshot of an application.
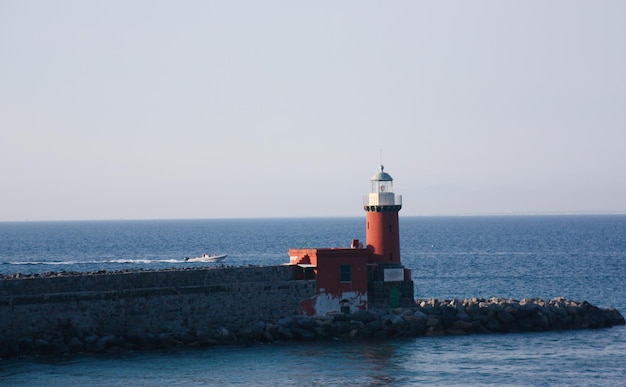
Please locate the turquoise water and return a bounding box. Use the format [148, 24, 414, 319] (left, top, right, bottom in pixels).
[1, 216, 625, 385]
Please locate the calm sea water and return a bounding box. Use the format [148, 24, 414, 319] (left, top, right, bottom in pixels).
[1, 216, 625, 386]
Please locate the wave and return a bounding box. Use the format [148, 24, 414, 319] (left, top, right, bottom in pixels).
[2, 258, 205, 266]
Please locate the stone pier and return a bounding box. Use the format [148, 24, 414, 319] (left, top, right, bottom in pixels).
[1, 268, 623, 359]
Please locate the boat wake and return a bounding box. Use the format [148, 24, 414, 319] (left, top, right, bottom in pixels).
[2, 258, 217, 266]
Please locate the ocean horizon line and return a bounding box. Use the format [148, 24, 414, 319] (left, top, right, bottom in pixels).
[2, 211, 625, 224]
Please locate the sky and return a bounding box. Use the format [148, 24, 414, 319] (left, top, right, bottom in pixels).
[1, 1, 625, 221]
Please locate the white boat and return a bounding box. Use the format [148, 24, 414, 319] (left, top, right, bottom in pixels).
[183, 253, 228, 263]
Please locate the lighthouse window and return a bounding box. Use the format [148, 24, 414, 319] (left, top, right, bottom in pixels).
[340, 264, 351, 283]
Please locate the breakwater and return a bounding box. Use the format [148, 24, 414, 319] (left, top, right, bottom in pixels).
[219, 297, 625, 345]
[0, 266, 316, 358]
[1, 268, 624, 358]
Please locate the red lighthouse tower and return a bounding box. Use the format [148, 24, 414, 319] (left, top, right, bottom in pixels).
[289, 165, 413, 315]
[364, 165, 402, 264]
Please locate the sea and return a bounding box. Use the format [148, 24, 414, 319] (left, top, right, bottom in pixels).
[1, 215, 625, 386]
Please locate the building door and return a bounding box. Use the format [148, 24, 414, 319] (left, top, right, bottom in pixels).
[389, 287, 400, 307]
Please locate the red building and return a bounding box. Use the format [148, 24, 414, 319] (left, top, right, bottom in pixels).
[290, 165, 414, 315]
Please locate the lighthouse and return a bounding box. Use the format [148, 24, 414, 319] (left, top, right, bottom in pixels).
[364, 165, 402, 264]
[288, 165, 413, 315]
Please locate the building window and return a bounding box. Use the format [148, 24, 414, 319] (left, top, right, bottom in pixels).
[340, 264, 351, 283]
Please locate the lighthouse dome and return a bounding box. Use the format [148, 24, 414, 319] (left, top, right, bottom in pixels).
[371, 165, 393, 181]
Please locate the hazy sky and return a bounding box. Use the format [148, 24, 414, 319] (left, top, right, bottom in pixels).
[1, 1, 625, 221]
